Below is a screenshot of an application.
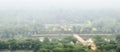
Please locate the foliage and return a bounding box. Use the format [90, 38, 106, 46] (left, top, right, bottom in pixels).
[0, 34, 120, 52]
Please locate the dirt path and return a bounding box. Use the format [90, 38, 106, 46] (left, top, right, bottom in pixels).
[73, 34, 97, 51]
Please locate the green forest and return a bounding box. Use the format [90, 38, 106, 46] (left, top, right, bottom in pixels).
[0, 34, 120, 52]
[0, 0, 120, 52]
[0, 10, 120, 52]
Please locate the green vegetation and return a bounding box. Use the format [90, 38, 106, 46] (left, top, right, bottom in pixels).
[0, 22, 118, 40]
[0, 34, 120, 52]
[0, 50, 32, 52]
[0, 11, 119, 52]
[0, 2, 120, 52]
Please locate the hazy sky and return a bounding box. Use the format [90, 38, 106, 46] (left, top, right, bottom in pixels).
[0, 0, 120, 10]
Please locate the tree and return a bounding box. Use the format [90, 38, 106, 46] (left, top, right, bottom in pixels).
[63, 36, 77, 44]
[116, 45, 120, 52]
[116, 34, 120, 43]
[38, 48, 49, 52]
[43, 37, 50, 43]
[8, 39, 17, 51]
[0, 41, 9, 50]
[53, 47, 64, 52]
[116, 34, 120, 52]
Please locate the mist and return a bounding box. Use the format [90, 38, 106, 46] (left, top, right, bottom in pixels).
[0, 0, 120, 52]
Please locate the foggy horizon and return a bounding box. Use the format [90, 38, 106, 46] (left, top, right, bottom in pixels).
[0, 0, 120, 10]
[0, 0, 120, 52]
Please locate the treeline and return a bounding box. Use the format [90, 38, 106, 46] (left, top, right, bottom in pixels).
[0, 37, 88, 52]
[0, 34, 120, 52]
[93, 34, 120, 52]
[1, 23, 120, 39]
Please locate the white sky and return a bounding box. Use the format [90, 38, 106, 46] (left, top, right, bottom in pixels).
[0, 0, 120, 10]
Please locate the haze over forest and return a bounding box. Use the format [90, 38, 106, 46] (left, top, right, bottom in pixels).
[1, 0, 120, 52]
[0, 0, 120, 35]
[0, 9, 120, 24]
[0, 0, 120, 24]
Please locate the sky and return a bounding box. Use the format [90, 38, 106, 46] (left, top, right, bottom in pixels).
[0, 0, 120, 10]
